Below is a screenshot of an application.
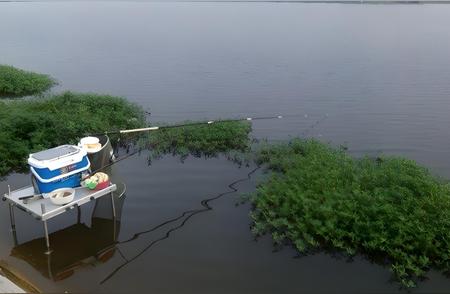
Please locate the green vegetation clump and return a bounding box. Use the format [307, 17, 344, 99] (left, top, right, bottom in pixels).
[0, 65, 56, 97]
[140, 121, 252, 162]
[0, 90, 252, 175]
[0, 64, 253, 176]
[0, 91, 146, 175]
[250, 138, 450, 288]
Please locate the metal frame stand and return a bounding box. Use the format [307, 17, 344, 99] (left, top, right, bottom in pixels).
[43, 221, 52, 255]
[77, 206, 81, 224]
[46, 251, 53, 280]
[5, 184, 117, 256]
[41, 203, 52, 255]
[111, 192, 116, 240]
[7, 186, 18, 246]
[9, 205, 18, 246]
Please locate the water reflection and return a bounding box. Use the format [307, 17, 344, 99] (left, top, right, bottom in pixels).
[8, 159, 260, 285]
[100, 166, 260, 284]
[10, 187, 126, 282]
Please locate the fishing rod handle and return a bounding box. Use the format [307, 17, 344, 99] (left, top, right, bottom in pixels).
[120, 126, 160, 134]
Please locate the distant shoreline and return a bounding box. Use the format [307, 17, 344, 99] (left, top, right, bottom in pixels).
[191, 0, 450, 3]
[204, 0, 450, 3]
[2, 0, 450, 4]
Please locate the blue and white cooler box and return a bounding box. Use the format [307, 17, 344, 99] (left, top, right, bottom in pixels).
[28, 145, 91, 194]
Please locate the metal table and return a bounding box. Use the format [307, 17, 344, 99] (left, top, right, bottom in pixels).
[3, 184, 117, 254]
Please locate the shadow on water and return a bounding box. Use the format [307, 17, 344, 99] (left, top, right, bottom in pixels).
[6, 143, 261, 286]
[9, 182, 126, 282]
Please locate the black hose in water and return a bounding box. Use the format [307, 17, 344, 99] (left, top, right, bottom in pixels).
[100, 165, 260, 284]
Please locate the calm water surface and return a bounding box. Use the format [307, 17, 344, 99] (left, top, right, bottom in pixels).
[1, 2, 450, 292]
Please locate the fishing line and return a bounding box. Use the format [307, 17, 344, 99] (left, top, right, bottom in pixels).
[87, 114, 286, 173]
[300, 113, 329, 137]
[116, 247, 129, 262]
[100, 165, 260, 284]
[92, 113, 321, 282]
[93, 111, 321, 241]
[84, 148, 142, 178]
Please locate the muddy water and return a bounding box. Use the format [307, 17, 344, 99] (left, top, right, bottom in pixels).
[1, 1, 450, 292]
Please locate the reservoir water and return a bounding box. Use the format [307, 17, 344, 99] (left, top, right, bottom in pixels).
[1, 1, 450, 292]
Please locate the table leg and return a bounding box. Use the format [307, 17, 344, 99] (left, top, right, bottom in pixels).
[111, 192, 117, 240]
[8, 203, 18, 246]
[111, 192, 116, 219]
[46, 249, 53, 280]
[43, 220, 52, 255]
[77, 205, 81, 224]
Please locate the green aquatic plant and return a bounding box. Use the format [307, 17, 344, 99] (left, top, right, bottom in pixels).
[0, 65, 56, 97]
[0, 91, 146, 176]
[138, 120, 252, 162]
[250, 138, 450, 288]
[0, 64, 254, 176]
[0, 91, 253, 176]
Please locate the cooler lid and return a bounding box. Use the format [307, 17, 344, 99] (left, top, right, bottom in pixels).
[31, 145, 79, 161]
[28, 145, 88, 170]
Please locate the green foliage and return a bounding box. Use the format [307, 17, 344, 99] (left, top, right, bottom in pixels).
[0, 91, 146, 175]
[139, 121, 252, 162]
[0, 90, 252, 175]
[0, 65, 56, 97]
[250, 138, 450, 288]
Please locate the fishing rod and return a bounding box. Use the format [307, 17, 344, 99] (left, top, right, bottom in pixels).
[90, 114, 283, 173]
[90, 114, 284, 174]
[90, 115, 283, 136]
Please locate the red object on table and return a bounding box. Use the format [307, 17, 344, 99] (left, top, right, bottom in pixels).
[95, 181, 110, 191]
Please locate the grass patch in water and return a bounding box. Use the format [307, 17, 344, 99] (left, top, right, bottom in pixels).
[0, 91, 252, 176]
[139, 120, 252, 162]
[250, 138, 450, 288]
[0, 65, 56, 97]
[0, 65, 252, 176]
[0, 91, 146, 176]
